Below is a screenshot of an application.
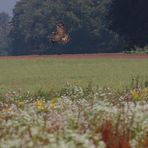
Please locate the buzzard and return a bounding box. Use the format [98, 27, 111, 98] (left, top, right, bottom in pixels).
[50, 23, 70, 44]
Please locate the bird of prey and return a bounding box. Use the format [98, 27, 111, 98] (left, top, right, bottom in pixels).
[50, 23, 70, 44]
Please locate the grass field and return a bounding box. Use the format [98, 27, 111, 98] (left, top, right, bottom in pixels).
[0, 55, 148, 147]
[0, 56, 148, 93]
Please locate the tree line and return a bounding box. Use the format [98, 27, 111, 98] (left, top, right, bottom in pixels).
[0, 0, 147, 55]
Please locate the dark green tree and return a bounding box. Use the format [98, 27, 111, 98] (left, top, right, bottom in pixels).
[108, 0, 148, 49]
[0, 12, 11, 55]
[10, 0, 51, 55]
[10, 0, 124, 55]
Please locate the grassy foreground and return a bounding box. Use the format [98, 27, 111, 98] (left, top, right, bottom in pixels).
[0, 57, 148, 93]
[0, 57, 148, 147]
[0, 84, 148, 148]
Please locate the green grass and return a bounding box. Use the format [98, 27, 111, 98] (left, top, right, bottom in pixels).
[0, 57, 148, 93]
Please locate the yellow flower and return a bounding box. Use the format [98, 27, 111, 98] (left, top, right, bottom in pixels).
[50, 97, 59, 109]
[16, 101, 25, 108]
[2, 107, 12, 112]
[131, 88, 148, 101]
[35, 100, 45, 111]
[141, 88, 148, 98]
[130, 89, 140, 101]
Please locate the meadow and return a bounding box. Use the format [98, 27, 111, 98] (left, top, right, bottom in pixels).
[0, 56, 148, 93]
[0, 55, 148, 148]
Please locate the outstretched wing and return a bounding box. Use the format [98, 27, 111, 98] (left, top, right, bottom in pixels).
[61, 34, 71, 44]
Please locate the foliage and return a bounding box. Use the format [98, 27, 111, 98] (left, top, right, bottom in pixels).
[0, 12, 11, 55]
[9, 0, 125, 55]
[124, 45, 148, 54]
[0, 84, 148, 147]
[108, 0, 148, 49]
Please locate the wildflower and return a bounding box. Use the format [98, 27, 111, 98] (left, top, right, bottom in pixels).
[131, 88, 148, 101]
[16, 101, 25, 108]
[2, 107, 12, 112]
[130, 89, 140, 101]
[141, 88, 148, 98]
[35, 100, 45, 111]
[50, 97, 60, 109]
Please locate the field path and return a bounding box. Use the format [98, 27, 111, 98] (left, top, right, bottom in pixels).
[0, 53, 148, 60]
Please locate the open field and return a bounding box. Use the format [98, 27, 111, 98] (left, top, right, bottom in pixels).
[1, 53, 148, 59]
[0, 54, 148, 93]
[0, 54, 148, 147]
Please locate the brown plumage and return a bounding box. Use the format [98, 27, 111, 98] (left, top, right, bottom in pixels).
[50, 23, 70, 44]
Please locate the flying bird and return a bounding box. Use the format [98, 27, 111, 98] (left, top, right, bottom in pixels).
[50, 23, 70, 44]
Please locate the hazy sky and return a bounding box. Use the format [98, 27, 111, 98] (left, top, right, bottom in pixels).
[0, 0, 18, 15]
